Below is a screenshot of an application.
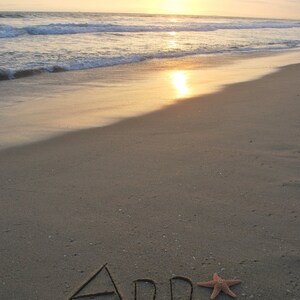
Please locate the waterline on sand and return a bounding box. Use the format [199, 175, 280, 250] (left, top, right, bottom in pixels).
[0, 50, 299, 150]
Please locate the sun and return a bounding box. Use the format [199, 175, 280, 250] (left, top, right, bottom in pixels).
[163, 0, 185, 14]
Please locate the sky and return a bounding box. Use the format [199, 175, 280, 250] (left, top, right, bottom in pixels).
[0, 0, 299, 19]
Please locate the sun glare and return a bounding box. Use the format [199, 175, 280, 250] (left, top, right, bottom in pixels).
[171, 71, 190, 98]
[163, 0, 185, 14]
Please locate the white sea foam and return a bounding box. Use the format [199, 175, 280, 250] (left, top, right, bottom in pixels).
[0, 25, 25, 38]
[1, 20, 300, 38]
[1, 44, 298, 81]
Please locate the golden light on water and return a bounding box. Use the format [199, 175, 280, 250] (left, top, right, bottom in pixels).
[168, 32, 177, 49]
[168, 40, 177, 50]
[171, 71, 190, 98]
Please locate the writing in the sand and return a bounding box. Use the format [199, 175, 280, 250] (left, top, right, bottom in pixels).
[69, 264, 195, 300]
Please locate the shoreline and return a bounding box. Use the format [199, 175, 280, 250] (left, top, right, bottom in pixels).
[0, 59, 299, 299]
[0, 50, 300, 151]
[1, 60, 300, 156]
[0, 48, 299, 82]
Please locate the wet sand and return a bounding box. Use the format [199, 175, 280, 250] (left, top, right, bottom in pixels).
[1, 51, 300, 150]
[0, 63, 299, 299]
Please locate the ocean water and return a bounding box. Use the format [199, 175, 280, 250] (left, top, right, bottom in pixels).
[0, 12, 300, 80]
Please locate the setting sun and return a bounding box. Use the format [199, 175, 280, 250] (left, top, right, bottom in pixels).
[1, 0, 299, 19]
[163, 0, 185, 14]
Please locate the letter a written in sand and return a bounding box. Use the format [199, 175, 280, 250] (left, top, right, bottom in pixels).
[69, 264, 122, 300]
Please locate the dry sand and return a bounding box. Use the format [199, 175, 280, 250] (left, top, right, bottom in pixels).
[0, 63, 299, 299]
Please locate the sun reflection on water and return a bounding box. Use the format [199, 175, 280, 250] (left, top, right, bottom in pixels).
[171, 71, 190, 98]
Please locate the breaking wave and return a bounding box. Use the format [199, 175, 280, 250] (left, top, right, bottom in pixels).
[1, 43, 299, 81]
[1, 20, 300, 38]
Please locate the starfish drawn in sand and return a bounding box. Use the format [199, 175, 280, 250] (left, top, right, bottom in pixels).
[197, 273, 241, 299]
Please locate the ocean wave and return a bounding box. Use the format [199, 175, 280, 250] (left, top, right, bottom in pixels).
[1, 43, 299, 81]
[0, 67, 44, 80]
[0, 12, 25, 19]
[0, 25, 26, 38]
[1, 20, 300, 38]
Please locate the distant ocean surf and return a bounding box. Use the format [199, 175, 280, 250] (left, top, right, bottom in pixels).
[1, 12, 300, 80]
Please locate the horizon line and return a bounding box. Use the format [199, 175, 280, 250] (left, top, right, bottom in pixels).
[0, 10, 298, 21]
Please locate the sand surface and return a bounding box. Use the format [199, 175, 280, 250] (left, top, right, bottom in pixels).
[0, 64, 300, 299]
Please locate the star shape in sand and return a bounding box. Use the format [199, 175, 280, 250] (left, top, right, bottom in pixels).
[197, 273, 241, 299]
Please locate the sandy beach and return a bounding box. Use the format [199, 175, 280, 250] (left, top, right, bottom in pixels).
[0, 61, 299, 299]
